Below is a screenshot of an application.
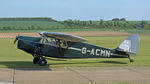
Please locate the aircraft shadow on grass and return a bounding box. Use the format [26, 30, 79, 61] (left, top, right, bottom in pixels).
[99, 61, 127, 64]
[49, 60, 127, 65]
[0, 60, 127, 70]
[0, 61, 51, 71]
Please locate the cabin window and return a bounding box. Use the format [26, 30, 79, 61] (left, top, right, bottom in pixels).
[41, 37, 68, 48]
[41, 37, 56, 45]
[55, 40, 68, 48]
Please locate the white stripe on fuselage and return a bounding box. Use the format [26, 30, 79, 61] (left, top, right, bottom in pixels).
[68, 47, 82, 51]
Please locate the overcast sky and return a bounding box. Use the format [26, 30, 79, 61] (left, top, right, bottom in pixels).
[0, 0, 149, 20]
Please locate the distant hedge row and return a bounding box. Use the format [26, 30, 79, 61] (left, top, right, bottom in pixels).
[0, 17, 58, 22]
[0, 18, 150, 30]
[0, 25, 68, 30]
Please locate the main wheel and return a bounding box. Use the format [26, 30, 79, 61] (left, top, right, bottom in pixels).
[130, 59, 134, 62]
[33, 57, 40, 64]
[38, 59, 47, 66]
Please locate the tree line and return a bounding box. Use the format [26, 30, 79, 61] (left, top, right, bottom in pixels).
[0, 17, 150, 30]
[62, 18, 150, 29]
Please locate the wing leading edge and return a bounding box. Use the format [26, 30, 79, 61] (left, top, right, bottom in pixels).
[39, 31, 88, 42]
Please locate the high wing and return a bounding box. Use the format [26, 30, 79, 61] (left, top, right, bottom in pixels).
[39, 31, 88, 42]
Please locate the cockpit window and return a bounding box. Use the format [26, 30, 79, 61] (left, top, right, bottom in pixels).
[41, 37, 55, 44]
[46, 38, 56, 44]
[41, 37, 68, 48]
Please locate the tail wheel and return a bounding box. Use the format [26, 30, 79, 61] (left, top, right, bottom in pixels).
[33, 57, 40, 64]
[129, 59, 134, 62]
[38, 59, 47, 66]
[128, 55, 134, 63]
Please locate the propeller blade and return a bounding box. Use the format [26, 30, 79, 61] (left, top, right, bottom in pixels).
[14, 34, 20, 44]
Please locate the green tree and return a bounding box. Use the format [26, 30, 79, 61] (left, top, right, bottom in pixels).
[89, 20, 92, 25]
[112, 18, 119, 21]
[140, 20, 146, 29]
[123, 22, 127, 28]
[99, 19, 104, 28]
[120, 18, 126, 21]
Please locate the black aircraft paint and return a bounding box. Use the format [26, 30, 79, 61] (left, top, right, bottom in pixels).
[14, 32, 140, 66]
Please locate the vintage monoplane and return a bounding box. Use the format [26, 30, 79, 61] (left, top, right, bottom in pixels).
[14, 31, 140, 66]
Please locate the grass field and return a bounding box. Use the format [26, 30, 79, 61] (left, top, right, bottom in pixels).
[0, 35, 149, 68]
[0, 21, 65, 28]
[1, 29, 150, 35]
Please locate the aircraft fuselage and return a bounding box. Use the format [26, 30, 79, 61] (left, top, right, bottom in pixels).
[17, 36, 128, 59]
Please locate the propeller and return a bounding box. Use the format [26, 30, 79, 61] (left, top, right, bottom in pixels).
[14, 34, 20, 45]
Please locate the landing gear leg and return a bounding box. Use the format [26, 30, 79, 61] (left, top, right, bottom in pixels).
[128, 55, 133, 62]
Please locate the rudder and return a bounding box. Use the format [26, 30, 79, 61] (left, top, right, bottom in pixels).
[116, 34, 140, 57]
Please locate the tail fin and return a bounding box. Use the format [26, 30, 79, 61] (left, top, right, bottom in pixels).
[116, 34, 140, 57]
